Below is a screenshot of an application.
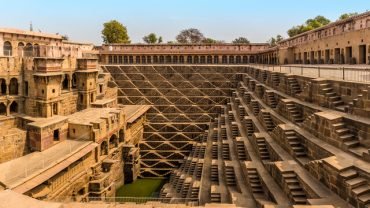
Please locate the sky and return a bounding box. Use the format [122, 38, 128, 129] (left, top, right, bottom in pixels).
[0, 0, 369, 45]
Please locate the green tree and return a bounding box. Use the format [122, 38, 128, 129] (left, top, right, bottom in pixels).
[339, 12, 358, 20]
[143, 33, 158, 44]
[158, 36, 163, 43]
[176, 28, 205, 43]
[287, 15, 331, 37]
[101, 20, 130, 44]
[267, 34, 283, 46]
[232, 37, 250, 44]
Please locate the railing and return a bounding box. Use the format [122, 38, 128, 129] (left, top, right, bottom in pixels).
[251, 64, 370, 83]
[1, 136, 92, 187]
[51, 197, 200, 206]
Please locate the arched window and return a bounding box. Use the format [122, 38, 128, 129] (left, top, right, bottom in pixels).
[147, 56, 151, 63]
[0, 103, 6, 115]
[123, 56, 128, 64]
[3, 41, 12, 56]
[9, 78, 18, 95]
[141, 56, 146, 64]
[24, 43, 33, 57]
[9, 101, 18, 114]
[129, 56, 133, 64]
[135, 56, 140, 64]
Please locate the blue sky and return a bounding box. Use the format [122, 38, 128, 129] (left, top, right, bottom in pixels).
[0, 0, 368, 44]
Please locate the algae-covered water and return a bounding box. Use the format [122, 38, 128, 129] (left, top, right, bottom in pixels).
[116, 178, 167, 198]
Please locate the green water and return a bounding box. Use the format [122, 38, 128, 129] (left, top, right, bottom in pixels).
[116, 179, 167, 198]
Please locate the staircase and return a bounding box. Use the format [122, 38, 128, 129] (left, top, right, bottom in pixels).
[250, 100, 261, 116]
[190, 186, 200, 199]
[244, 92, 252, 104]
[287, 77, 301, 95]
[236, 141, 248, 160]
[245, 119, 255, 137]
[286, 102, 303, 123]
[212, 144, 218, 159]
[320, 83, 348, 112]
[256, 137, 271, 160]
[211, 164, 219, 182]
[271, 73, 280, 87]
[261, 111, 276, 131]
[210, 192, 221, 203]
[332, 121, 368, 157]
[285, 130, 307, 157]
[282, 171, 308, 204]
[261, 71, 268, 83]
[181, 181, 191, 197]
[238, 105, 246, 119]
[247, 168, 264, 194]
[222, 143, 231, 160]
[340, 168, 370, 207]
[266, 91, 278, 108]
[225, 166, 237, 186]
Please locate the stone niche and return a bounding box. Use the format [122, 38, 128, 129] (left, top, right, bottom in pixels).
[27, 116, 68, 151]
[33, 57, 64, 72]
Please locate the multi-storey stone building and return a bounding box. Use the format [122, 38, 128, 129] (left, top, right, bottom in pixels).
[0, 11, 370, 208]
[0, 28, 149, 203]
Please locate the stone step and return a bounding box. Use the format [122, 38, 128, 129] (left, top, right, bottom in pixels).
[353, 184, 370, 196]
[346, 177, 368, 189]
[344, 140, 360, 148]
[293, 196, 307, 204]
[340, 134, 354, 142]
[340, 168, 358, 179]
[358, 193, 370, 204]
[332, 122, 345, 129]
[336, 128, 350, 135]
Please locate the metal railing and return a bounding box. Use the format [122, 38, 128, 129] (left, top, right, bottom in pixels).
[251, 64, 370, 83]
[51, 197, 200, 206]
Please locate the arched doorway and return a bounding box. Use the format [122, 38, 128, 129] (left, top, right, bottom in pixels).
[222, 55, 227, 64]
[62, 74, 69, 90]
[109, 134, 118, 148]
[187, 56, 192, 64]
[207, 55, 212, 64]
[9, 101, 18, 114]
[0, 103, 6, 115]
[119, 129, 125, 143]
[72, 74, 77, 89]
[194, 56, 199, 64]
[4, 41, 12, 56]
[165, 55, 171, 63]
[9, 78, 18, 95]
[236, 56, 241, 64]
[0, 79, 6, 95]
[101, 141, 108, 155]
